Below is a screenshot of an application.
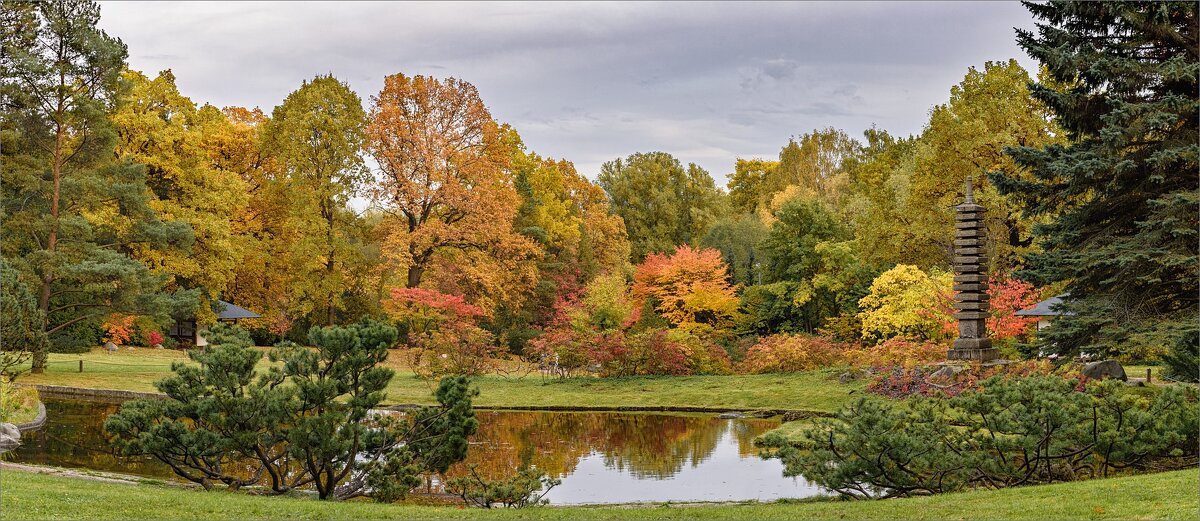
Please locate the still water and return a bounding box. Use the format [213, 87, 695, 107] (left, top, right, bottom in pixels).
[10, 398, 822, 504]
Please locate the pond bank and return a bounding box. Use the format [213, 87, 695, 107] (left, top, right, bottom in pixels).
[19, 350, 868, 412]
[23, 383, 835, 418]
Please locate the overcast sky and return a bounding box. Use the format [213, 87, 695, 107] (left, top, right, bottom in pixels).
[97, 1, 1040, 183]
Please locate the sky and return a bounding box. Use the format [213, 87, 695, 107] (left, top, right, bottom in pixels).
[97, 1, 1041, 184]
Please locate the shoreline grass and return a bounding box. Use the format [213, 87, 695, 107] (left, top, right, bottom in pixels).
[16, 348, 867, 412]
[1, 465, 1194, 520]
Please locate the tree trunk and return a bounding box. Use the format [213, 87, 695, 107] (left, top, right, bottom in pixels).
[406, 264, 423, 289]
[324, 200, 336, 326]
[33, 115, 65, 374]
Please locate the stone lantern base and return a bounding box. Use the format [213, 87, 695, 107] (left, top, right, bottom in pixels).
[947, 338, 998, 362]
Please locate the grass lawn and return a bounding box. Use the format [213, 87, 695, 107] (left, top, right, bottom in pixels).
[17, 348, 867, 412]
[1, 466, 1194, 520]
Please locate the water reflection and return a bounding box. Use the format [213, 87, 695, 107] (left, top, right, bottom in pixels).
[10, 398, 821, 504]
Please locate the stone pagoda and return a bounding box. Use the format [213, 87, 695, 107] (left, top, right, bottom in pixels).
[948, 177, 998, 362]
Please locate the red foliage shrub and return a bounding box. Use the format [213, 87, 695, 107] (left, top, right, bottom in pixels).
[867, 360, 1064, 399]
[146, 331, 164, 346]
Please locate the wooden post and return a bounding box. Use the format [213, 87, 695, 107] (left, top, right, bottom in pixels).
[79, 359, 84, 372]
[1146, 367, 1152, 384]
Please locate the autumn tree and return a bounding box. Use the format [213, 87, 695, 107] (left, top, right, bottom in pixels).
[366, 74, 533, 296]
[841, 128, 923, 267]
[598, 152, 725, 262]
[201, 106, 301, 336]
[760, 128, 860, 218]
[263, 75, 368, 325]
[857, 265, 954, 343]
[905, 60, 1065, 270]
[995, 1, 1199, 357]
[632, 245, 740, 335]
[726, 158, 778, 214]
[740, 198, 877, 336]
[500, 135, 629, 351]
[0, 0, 192, 364]
[111, 69, 250, 324]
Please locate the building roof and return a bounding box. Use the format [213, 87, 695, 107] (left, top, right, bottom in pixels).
[1015, 294, 1074, 317]
[216, 300, 261, 320]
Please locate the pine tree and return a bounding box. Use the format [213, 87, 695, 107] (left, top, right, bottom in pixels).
[994, 1, 1199, 357]
[0, 0, 193, 367]
[0, 259, 49, 377]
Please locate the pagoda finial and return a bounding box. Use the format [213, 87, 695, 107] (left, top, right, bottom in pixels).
[964, 176, 975, 204]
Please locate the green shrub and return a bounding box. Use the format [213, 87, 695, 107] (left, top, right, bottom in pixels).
[49, 320, 101, 354]
[777, 375, 1199, 499]
[1161, 328, 1199, 383]
[107, 320, 479, 501]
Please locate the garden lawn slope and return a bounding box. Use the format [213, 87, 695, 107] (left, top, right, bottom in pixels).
[18, 350, 865, 412]
[1, 467, 1194, 520]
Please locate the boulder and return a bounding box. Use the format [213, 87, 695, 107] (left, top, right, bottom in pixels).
[104, 342, 118, 352]
[929, 364, 964, 382]
[1082, 360, 1127, 381]
[0, 422, 19, 452]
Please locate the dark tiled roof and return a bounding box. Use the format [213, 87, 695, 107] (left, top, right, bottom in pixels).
[1015, 294, 1074, 317]
[217, 300, 261, 320]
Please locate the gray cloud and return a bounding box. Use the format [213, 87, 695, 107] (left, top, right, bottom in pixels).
[98, 0, 1039, 182]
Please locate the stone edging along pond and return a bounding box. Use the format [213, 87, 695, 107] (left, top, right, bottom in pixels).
[16, 401, 48, 432]
[22, 383, 832, 420]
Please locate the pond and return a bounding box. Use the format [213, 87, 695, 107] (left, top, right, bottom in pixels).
[10, 397, 822, 505]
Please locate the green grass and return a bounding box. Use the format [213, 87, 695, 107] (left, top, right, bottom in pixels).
[19, 349, 865, 412]
[1, 467, 1194, 520]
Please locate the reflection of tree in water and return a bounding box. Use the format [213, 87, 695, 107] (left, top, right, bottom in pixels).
[13, 400, 179, 480]
[14, 400, 274, 485]
[19, 401, 780, 491]
[445, 412, 778, 482]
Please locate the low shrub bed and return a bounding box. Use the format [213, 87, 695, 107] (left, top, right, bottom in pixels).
[759, 375, 1199, 499]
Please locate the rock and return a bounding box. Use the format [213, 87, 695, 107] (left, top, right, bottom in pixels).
[0, 422, 19, 452]
[838, 369, 869, 384]
[717, 412, 746, 419]
[126, 346, 135, 350]
[154, 344, 164, 349]
[929, 364, 964, 382]
[104, 342, 118, 352]
[1082, 360, 1127, 381]
[0, 422, 18, 440]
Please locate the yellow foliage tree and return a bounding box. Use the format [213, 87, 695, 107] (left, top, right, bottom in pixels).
[112, 69, 250, 324]
[857, 264, 953, 343]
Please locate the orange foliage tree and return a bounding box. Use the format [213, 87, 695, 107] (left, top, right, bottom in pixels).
[101, 315, 136, 345]
[631, 246, 740, 334]
[365, 74, 535, 296]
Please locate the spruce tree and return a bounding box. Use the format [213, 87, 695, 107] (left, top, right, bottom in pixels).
[994, 1, 1198, 357]
[0, 0, 193, 367]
